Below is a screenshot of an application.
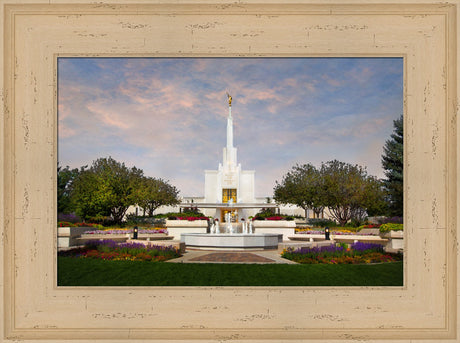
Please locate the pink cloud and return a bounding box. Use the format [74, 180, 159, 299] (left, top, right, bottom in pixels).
[346, 66, 374, 84]
[86, 103, 131, 129]
[322, 74, 342, 87]
[58, 123, 76, 138]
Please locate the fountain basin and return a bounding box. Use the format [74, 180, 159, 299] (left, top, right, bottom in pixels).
[181, 233, 282, 250]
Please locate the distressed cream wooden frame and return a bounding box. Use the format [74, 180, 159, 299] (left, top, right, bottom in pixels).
[1, 1, 458, 342]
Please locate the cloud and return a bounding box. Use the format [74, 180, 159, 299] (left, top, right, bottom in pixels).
[86, 102, 132, 129]
[58, 57, 403, 197]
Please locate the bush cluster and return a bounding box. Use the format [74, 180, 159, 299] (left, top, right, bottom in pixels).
[124, 214, 166, 227]
[307, 218, 337, 227]
[379, 223, 404, 233]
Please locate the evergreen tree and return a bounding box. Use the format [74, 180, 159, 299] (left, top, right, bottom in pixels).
[381, 115, 403, 217]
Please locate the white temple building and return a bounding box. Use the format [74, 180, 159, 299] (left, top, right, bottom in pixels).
[179, 94, 278, 222]
[129, 94, 319, 222]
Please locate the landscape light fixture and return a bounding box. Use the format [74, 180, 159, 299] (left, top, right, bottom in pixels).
[133, 226, 138, 240]
[325, 227, 330, 240]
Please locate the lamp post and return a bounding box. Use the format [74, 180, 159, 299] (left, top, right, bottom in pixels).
[133, 226, 138, 240]
[325, 227, 330, 240]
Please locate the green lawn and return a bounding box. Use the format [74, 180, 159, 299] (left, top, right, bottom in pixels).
[58, 257, 403, 286]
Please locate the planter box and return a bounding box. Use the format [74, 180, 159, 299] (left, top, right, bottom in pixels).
[252, 220, 296, 241]
[165, 220, 208, 239]
[165, 219, 208, 227]
[288, 234, 327, 242]
[252, 220, 296, 228]
[380, 230, 404, 238]
[380, 230, 404, 251]
[78, 233, 172, 244]
[168, 227, 208, 240]
[57, 226, 95, 248]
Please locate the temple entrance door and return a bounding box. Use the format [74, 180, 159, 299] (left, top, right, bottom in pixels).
[222, 189, 237, 222]
[222, 188, 236, 203]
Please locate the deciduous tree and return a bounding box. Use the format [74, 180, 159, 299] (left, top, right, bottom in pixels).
[273, 163, 325, 219]
[57, 164, 87, 214]
[274, 160, 386, 226]
[71, 157, 143, 223]
[137, 177, 180, 216]
[320, 160, 385, 226]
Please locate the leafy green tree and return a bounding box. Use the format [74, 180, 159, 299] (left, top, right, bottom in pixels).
[350, 175, 387, 222]
[381, 115, 403, 217]
[275, 160, 386, 226]
[71, 157, 144, 223]
[57, 164, 87, 214]
[320, 160, 385, 226]
[137, 177, 180, 216]
[273, 163, 325, 219]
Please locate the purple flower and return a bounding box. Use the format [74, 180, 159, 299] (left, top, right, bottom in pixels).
[350, 242, 383, 252]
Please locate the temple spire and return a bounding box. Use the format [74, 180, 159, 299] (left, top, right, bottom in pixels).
[226, 93, 233, 149]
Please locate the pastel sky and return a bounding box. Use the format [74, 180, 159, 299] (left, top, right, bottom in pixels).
[58, 57, 403, 198]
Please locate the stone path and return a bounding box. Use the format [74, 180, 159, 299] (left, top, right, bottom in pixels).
[189, 252, 276, 263]
[166, 249, 298, 264]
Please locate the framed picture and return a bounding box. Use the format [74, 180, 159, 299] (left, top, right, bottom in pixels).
[1, 1, 458, 341]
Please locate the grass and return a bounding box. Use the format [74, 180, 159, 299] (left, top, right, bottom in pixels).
[58, 257, 403, 286]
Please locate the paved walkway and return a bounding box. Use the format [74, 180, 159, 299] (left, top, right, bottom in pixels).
[166, 249, 298, 264]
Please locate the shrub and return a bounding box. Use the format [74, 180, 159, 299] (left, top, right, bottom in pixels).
[58, 213, 81, 223]
[158, 211, 208, 220]
[307, 218, 337, 227]
[255, 208, 276, 217]
[346, 218, 365, 228]
[379, 223, 403, 233]
[125, 214, 166, 227]
[381, 216, 403, 224]
[88, 215, 118, 227]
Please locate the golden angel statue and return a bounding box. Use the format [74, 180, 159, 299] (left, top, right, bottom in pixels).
[226, 92, 232, 106]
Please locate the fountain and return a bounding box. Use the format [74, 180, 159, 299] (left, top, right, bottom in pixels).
[181, 217, 282, 250]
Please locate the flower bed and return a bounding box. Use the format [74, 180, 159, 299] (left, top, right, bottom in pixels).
[58, 221, 102, 228]
[173, 216, 209, 221]
[295, 228, 377, 236]
[358, 224, 381, 229]
[281, 242, 402, 264]
[58, 239, 181, 262]
[82, 228, 168, 235]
